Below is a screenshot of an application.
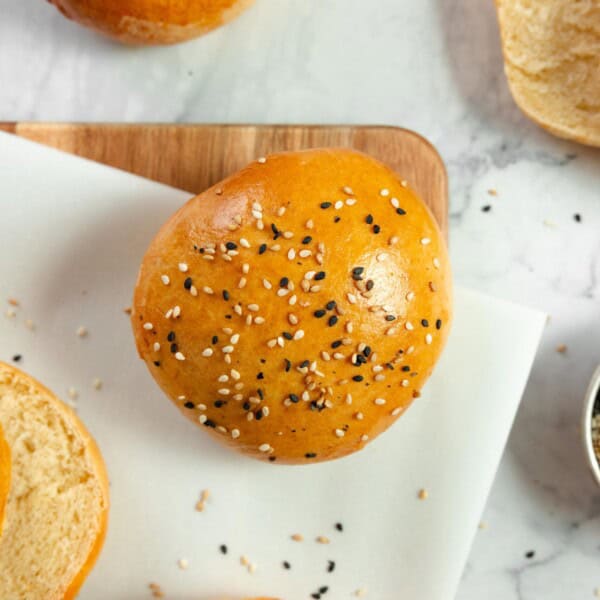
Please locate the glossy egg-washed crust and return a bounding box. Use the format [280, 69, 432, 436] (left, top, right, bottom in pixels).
[132, 148, 452, 464]
[49, 0, 255, 45]
[0, 423, 9, 537]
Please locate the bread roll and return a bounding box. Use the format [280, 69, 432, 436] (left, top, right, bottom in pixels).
[0, 363, 109, 600]
[0, 423, 9, 537]
[49, 0, 255, 45]
[496, 0, 600, 147]
[132, 148, 452, 464]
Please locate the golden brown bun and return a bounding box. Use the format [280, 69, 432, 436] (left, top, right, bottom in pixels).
[0, 363, 109, 599]
[0, 423, 9, 537]
[132, 148, 452, 464]
[496, 0, 600, 147]
[49, 0, 255, 45]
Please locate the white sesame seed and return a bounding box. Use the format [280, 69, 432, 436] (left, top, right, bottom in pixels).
[421, 237, 431, 246]
[257, 157, 266, 164]
[238, 277, 247, 289]
[309, 285, 321, 293]
[270, 244, 281, 252]
[257, 219, 265, 230]
[203, 255, 214, 261]
[377, 253, 388, 262]
[216, 425, 227, 434]
[231, 333, 240, 344]
[205, 247, 216, 254]
[160, 274, 170, 285]
[267, 339, 277, 348]
[321, 351, 331, 361]
[178, 263, 188, 272]
[380, 188, 390, 197]
[389, 236, 399, 245]
[361, 435, 369, 442]
[405, 321, 414, 331]
[333, 352, 345, 360]
[433, 257, 440, 269]
[202, 286, 213, 295]
[178, 558, 189, 570]
[288, 313, 299, 325]
[218, 388, 230, 395]
[392, 407, 403, 416]
[299, 249, 312, 258]
[277, 288, 290, 297]
[425, 333, 433, 345]
[294, 329, 305, 340]
[347, 293, 357, 304]
[406, 291, 415, 301]
[199, 414, 207, 424]
[223, 327, 233, 335]
[197, 404, 207, 410]
[407, 345, 415, 354]
[335, 428, 345, 438]
[202, 348, 213, 357]
[254, 316, 266, 325]
[222, 345, 234, 353]
[372, 365, 384, 373]
[175, 352, 186, 361]
[283, 231, 294, 240]
[240, 238, 251, 248]
[153, 342, 161, 352]
[277, 336, 285, 348]
[375, 398, 386, 405]
[234, 305, 243, 316]
[386, 327, 397, 336]
[189, 285, 198, 296]
[221, 253, 233, 262]
[259, 443, 270, 452]
[262, 278, 272, 290]
[143, 322, 153, 330]
[242, 263, 250, 274]
[218, 374, 229, 383]
[390, 197, 400, 208]
[374, 374, 386, 382]
[277, 206, 286, 216]
[345, 322, 353, 334]
[288, 295, 297, 306]
[230, 428, 240, 440]
[343, 185, 354, 195]
[234, 382, 244, 390]
[346, 198, 357, 206]
[334, 200, 344, 210]
[287, 248, 296, 260]
[230, 369, 241, 380]
[306, 219, 314, 229]
[252, 210, 262, 220]
[401, 379, 410, 387]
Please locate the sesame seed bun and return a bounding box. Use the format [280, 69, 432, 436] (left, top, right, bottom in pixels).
[49, 0, 255, 45]
[0, 363, 109, 599]
[132, 148, 452, 464]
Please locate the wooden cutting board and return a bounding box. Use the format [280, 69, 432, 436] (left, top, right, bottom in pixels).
[0, 123, 448, 236]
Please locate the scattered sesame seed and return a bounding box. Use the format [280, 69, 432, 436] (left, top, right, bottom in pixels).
[433, 257, 440, 269]
[178, 558, 189, 570]
[418, 488, 428, 500]
[178, 263, 188, 272]
[556, 344, 567, 354]
[92, 378, 102, 390]
[405, 321, 414, 331]
[421, 238, 431, 246]
[76, 326, 88, 337]
[143, 322, 153, 330]
[355, 587, 368, 597]
[425, 333, 433, 345]
[257, 157, 266, 164]
[374, 398, 386, 405]
[258, 443, 271, 452]
[291, 533, 304, 542]
[175, 352, 186, 361]
[361, 434, 369, 442]
[316, 536, 330, 544]
[335, 429, 345, 438]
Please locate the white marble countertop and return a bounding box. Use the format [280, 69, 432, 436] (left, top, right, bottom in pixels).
[1, 1, 599, 598]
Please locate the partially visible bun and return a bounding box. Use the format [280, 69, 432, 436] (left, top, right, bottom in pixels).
[49, 0, 255, 45]
[132, 148, 452, 464]
[496, 0, 600, 146]
[0, 363, 109, 600]
[0, 423, 9, 536]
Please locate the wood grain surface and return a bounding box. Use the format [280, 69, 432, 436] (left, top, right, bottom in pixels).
[0, 123, 447, 236]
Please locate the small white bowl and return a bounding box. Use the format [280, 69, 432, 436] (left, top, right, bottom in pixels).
[582, 364, 600, 487]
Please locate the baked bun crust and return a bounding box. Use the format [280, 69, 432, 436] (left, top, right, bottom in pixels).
[0, 423, 9, 536]
[132, 148, 452, 464]
[49, 0, 255, 45]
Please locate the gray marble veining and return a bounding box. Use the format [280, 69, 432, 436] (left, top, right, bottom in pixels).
[0, 0, 599, 597]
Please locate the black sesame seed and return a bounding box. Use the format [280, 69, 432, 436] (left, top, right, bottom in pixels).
[335, 522, 343, 531]
[222, 290, 230, 301]
[269, 456, 277, 462]
[366, 279, 374, 291]
[259, 243, 267, 254]
[183, 277, 193, 290]
[300, 360, 310, 368]
[212, 335, 219, 344]
[184, 401, 195, 409]
[302, 236, 313, 244]
[363, 346, 371, 357]
[167, 331, 176, 342]
[436, 319, 442, 330]
[334, 216, 341, 223]
[283, 331, 293, 340]
[225, 241, 237, 250]
[325, 300, 336, 310]
[355, 354, 366, 365]
[314, 271, 326, 281]
[214, 400, 225, 408]
[257, 388, 264, 400]
[280, 277, 289, 288]
[574, 213, 582, 223]
[257, 372, 264, 380]
[289, 394, 299, 403]
[220, 544, 228, 555]
[386, 362, 394, 370]
[260, 358, 266, 363]
[327, 560, 335, 573]
[331, 340, 342, 349]
[311, 594, 320, 599]
[319, 587, 329, 594]
[352, 375, 364, 382]
[285, 359, 291, 372]
[320, 202, 332, 209]
[525, 550, 535, 559]
[305, 452, 317, 458]
[421, 319, 429, 327]
[243, 401, 251, 410]
[482, 205, 492, 212]
[396, 207, 406, 215]
[170, 343, 178, 353]
[255, 408, 264, 420]
[385, 315, 396, 321]
[225, 314, 232, 320]
[283, 561, 291, 570]
[328, 315, 338, 327]
[373, 224, 381, 234]
[365, 214, 373, 224]
[314, 309, 326, 318]
[352, 266, 364, 280]
[401, 365, 411, 372]
[153, 361, 161, 367]
[271, 223, 279, 236]
[204, 419, 216, 428]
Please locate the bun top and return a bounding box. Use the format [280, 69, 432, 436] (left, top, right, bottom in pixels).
[132, 148, 452, 464]
[50, 0, 255, 45]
